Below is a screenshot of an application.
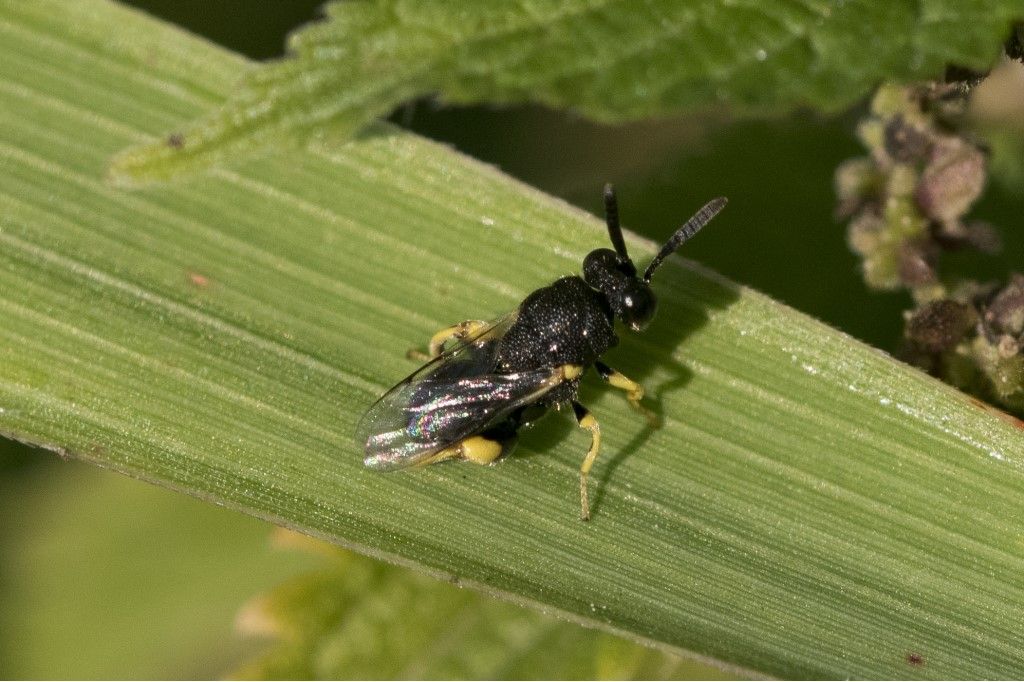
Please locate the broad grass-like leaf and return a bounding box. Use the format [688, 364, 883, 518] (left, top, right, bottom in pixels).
[232, 530, 728, 680]
[108, 0, 1024, 184]
[2, 2, 1024, 678]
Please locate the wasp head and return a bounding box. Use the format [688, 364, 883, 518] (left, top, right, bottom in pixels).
[587, 184, 726, 332]
[583, 248, 657, 331]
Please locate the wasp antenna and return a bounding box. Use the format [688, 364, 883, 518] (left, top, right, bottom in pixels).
[643, 197, 728, 283]
[603, 183, 631, 264]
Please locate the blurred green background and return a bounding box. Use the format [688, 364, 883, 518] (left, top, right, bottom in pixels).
[2, 2, 1021, 678]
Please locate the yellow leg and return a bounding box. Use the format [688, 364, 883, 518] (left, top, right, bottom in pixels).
[520, 363, 584, 397]
[595, 361, 658, 427]
[560, 364, 584, 381]
[428, 320, 489, 357]
[459, 435, 505, 464]
[572, 401, 601, 521]
[406, 320, 488, 361]
[419, 435, 505, 466]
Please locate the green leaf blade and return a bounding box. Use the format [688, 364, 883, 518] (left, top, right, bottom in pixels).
[3, 1, 1024, 678]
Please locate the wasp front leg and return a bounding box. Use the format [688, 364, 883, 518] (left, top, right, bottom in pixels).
[406, 320, 489, 361]
[572, 401, 601, 521]
[594, 360, 659, 427]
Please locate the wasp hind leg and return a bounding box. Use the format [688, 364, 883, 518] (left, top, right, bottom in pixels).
[572, 401, 602, 521]
[419, 433, 516, 467]
[594, 360, 659, 427]
[406, 319, 490, 361]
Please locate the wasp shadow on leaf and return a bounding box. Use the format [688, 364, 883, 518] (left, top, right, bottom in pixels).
[586, 262, 740, 518]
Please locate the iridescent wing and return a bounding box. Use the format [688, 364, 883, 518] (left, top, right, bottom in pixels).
[357, 314, 562, 470]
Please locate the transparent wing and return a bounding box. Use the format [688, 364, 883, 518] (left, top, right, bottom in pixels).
[357, 313, 562, 469]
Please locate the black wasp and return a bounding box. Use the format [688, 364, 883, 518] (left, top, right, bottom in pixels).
[358, 186, 727, 520]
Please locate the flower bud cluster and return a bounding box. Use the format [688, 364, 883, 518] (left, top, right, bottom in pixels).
[836, 83, 996, 293]
[903, 276, 1024, 413]
[837, 76, 1024, 414]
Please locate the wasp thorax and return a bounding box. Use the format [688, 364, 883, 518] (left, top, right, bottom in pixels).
[583, 248, 657, 331]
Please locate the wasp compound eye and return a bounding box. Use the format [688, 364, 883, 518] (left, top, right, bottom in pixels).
[618, 281, 657, 331]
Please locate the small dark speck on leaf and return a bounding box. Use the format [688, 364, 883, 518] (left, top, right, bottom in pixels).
[167, 132, 185, 149]
[906, 652, 924, 666]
